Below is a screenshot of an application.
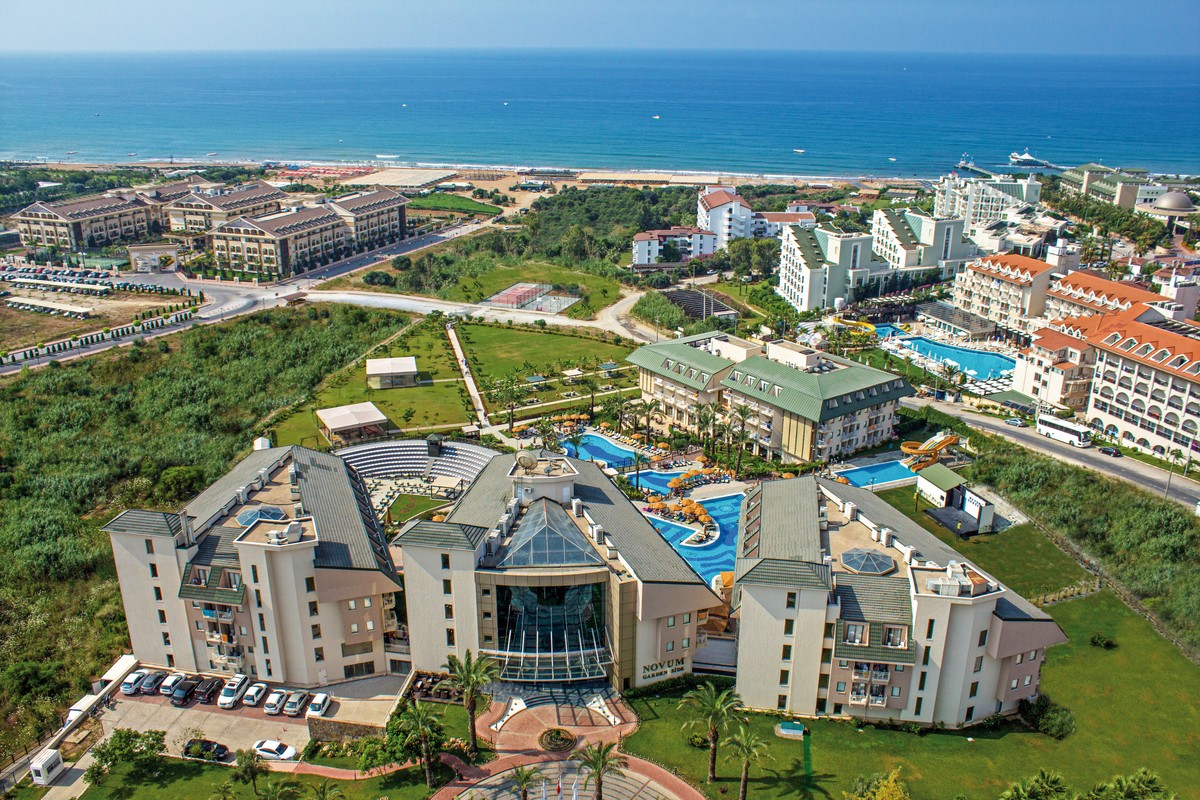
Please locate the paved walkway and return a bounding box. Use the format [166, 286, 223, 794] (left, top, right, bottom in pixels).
[430, 754, 705, 800]
[445, 322, 490, 426]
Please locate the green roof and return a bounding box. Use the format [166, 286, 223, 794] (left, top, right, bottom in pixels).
[787, 225, 834, 268]
[625, 333, 732, 391]
[879, 208, 919, 248]
[917, 463, 965, 492]
[721, 353, 912, 423]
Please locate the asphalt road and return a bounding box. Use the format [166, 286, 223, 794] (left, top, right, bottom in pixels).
[905, 397, 1200, 510]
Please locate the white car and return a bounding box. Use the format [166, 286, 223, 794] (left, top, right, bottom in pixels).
[120, 669, 149, 695]
[159, 673, 187, 696]
[253, 740, 297, 761]
[263, 689, 288, 716]
[306, 693, 331, 718]
[217, 674, 250, 709]
[242, 683, 269, 707]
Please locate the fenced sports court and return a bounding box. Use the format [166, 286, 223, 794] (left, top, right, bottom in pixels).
[484, 281, 579, 314]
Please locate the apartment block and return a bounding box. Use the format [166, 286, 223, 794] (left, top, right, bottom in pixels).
[777, 224, 886, 312]
[631, 227, 718, 265]
[933, 175, 1042, 228]
[102, 445, 403, 686]
[166, 181, 287, 233]
[949, 254, 1059, 334]
[1012, 327, 1096, 409]
[209, 206, 348, 275]
[12, 194, 156, 250]
[697, 187, 754, 250]
[1059, 163, 1169, 209]
[734, 477, 1066, 725]
[870, 208, 976, 278]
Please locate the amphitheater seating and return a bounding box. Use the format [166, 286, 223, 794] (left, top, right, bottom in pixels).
[335, 439, 499, 485]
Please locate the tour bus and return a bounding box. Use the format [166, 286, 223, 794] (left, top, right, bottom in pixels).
[1036, 415, 1093, 447]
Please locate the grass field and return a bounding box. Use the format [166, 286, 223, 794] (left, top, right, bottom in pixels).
[387, 494, 449, 523]
[459, 323, 634, 381]
[874, 486, 1089, 597]
[406, 194, 502, 215]
[0, 290, 177, 350]
[623, 593, 1200, 799]
[439, 261, 623, 320]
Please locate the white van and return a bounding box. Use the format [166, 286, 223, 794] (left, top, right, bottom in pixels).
[30, 748, 66, 786]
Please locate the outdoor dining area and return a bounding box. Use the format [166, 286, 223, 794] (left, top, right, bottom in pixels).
[407, 671, 464, 703]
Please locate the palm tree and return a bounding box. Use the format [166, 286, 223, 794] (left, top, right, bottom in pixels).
[641, 399, 663, 440]
[679, 681, 745, 782]
[210, 781, 239, 800]
[999, 769, 1070, 800]
[724, 726, 771, 800]
[395, 698, 446, 788]
[580, 376, 599, 418]
[231, 749, 269, 795]
[508, 765, 545, 800]
[633, 452, 649, 487]
[941, 364, 961, 395]
[612, 395, 632, 434]
[565, 431, 586, 459]
[306, 779, 346, 800]
[578, 741, 627, 800]
[732, 427, 752, 478]
[535, 418, 561, 453]
[1090, 768, 1175, 799]
[715, 420, 734, 460]
[441, 650, 500, 758]
[695, 403, 716, 456]
[258, 778, 302, 800]
[1164, 447, 1184, 500]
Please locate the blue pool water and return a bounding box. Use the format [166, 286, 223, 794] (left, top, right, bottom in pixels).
[875, 325, 1015, 380]
[650, 493, 744, 583]
[837, 461, 917, 488]
[564, 433, 637, 467]
[630, 469, 685, 496]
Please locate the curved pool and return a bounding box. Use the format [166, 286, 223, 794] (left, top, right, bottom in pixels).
[650, 493, 744, 583]
[877, 325, 1014, 379]
[563, 433, 637, 467]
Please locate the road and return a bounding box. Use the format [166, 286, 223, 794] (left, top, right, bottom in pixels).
[905, 397, 1200, 510]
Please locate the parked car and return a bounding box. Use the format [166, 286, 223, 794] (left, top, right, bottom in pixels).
[1098, 446, 1123, 457]
[306, 693, 331, 719]
[139, 671, 168, 695]
[120, 670, 149, 695]
[159, 673, 187, 696]
[242, 683, 269, 707]
[184, 738, 229, 761]
[1004, 417, 1026, 427]
[263, 689, 288, 716]
[217, 674, 251, 709]
[171, 679, 200, 707]
[253, 740, 297, 761]
[282, 691, 310, 717]
[195, 678, 223, 704]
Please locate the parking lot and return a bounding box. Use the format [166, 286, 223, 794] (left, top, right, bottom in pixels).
[99, 690, 311, 759]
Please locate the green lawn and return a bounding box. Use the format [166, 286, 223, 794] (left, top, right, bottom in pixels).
[875, 486, 1088, 598]
[440, 261, 624, 320]
[459, 323, 634, 381]
[407, 194, 502, 215]
[388, 494, 450, 523]
[623, 593, 1200, 799]
[75, 758, 451, 800]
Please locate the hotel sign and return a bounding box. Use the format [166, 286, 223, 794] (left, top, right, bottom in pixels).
[642, 657, 686, 681]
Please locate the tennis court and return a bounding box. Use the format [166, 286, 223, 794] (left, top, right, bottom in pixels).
[484, 281, 579, 314]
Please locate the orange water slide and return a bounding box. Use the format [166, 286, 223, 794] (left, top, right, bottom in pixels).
[900, 431, 959, 470]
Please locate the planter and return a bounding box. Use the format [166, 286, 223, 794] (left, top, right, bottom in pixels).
[538, 727, 577, 753]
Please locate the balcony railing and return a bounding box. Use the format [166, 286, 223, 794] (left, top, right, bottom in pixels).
[869, 694, 887, 707]
[382, 594, 396, 608]
[871, 669, 890, 682]
[849, 693, 868, 706]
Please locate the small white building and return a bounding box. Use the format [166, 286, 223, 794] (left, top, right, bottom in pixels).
[631, 227, 718, 265]
[697, 186, 754, 250]
[316, 401, 390, 443]
[366, 356, 419, 388]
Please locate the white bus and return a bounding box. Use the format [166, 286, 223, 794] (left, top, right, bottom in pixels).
[1036, 415, 1092, 447]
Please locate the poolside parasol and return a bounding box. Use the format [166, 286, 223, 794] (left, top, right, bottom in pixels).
[657, 442, 669, 449]
[599, 421, 611, 428]
[696, 455, 708, 463]
[782, 472, 795, 479]
[432, 515, 446, 522]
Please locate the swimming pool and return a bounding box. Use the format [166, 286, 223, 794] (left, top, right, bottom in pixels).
[836, 460, 917, 487]
[629, 469, 685, 496]
[876, 326, 1015, 379]
[650, 493, 744, 583]
[563, 433, 637, 467]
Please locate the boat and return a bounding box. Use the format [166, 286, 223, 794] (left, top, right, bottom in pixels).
[888, 157, 897, 162]
[652, 115, 661, 120]
[1009, 149, 1053, 168]
[206, 152, 219, 156]
[794, 149, 806, 154]
[376, 154, 398, 159]
[126, 152, 137, 156]
[66, 151, 77, 154]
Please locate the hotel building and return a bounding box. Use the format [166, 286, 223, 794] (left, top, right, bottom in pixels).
[628, 332, 912, 463]
[327, 187, 409, 249]
[1011, 326, 1096, 410]
[734, 477, 1066, 725]
[209, 206, 348, 275]
[102, 445, 403, 686]
[1059, 163, 1169, 209]
[166, 182, 287, 233]
[870, 208, 977, 278]
[12, 194, 156, 250]
[631, 227, 718, 265]
[1043, 269, 1184, 322]
[933, 174, 1042, 228]
[949, 254, 1059, 334]
[697, 187, 754, 250]
[752, 210, 817, 239]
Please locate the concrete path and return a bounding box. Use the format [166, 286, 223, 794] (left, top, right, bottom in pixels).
[445, 323, 490, 426]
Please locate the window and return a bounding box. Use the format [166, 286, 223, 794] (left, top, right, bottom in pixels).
[441, 553, 451, 570]
[312, 624, 322, 639]
[367, 620, 374, 631]
[973, 655, 983, 673]
[261, 637, 269, 654]
[481, 588, 491, 597]
[446, 629, 456, 646]
[666, 641, 675, 653]
[482, 611, 492, 620]
[969, 681, 978, 698]
[779, 670, 790, 686]
[836, 681, 846, 693]
[314, 647, 324, 662]
[896, 665, 904, 672]
[683, 613, 691, 624]
[1015, 653, 1024, 665]
[162, 632, 170, 646]
[251, 565, 259, 583]
[781, 645, 792, 661]
[149, 563, 158, 578]
[1029, 649, 1038, 661]
[258, 613, 265, 631]
[344, 662, 376, 680]
[166, 654, 175, 668]
[978, 630, 988, 647]
[838, 660, 848, 668]
[342, 641, 373, 657]
[153, 586, 162, 601]
[1023, 675, 1032, 687]
[364, 597, 372, 608]
[443, 579, 453, 595]
[308, 601, 319, 617]
[305, 577, 315, 593]
[914, 697, 923, 716]
[444, 604, 454, 620]
[784, 619, 795, 636]
[347, 600, 357, 611]
[683, 637, 691, 649]
[965, 706, 975, 722]
[777, 695, 788, 711]
[157, 610, 167, 624]
[891, 686, 901, 697]
[1010, 679, 1018, 690]
[925, 619, 935, 639]
[667, 616, 676, 628]
[144, 538, 154, 554]
[843, 623, 866, 645]
[918, 672, 927, 691]
[883, 626, 906, 648]
[265, 660, 272, 677]
[350, 623, 359, 634]
[255, 589, 262, 608]
[786, 592, 797, 609]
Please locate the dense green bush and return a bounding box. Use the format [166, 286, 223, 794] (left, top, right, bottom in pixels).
[630, 291, 687, 331]
[1019, 695, 1076, 740]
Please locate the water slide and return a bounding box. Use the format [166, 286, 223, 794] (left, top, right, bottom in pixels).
[836, 317, 876, 334]
[900, 431, 959, 470]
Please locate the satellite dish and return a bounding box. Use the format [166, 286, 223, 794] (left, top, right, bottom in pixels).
[516, 451, 538, 470]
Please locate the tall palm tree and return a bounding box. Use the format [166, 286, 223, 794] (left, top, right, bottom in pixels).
[724, 726, 771, 800]
[395, 698, 446, 788]
[999, 769, 1070, 800]
[633, 452, 649, 487]
[1091, 768, 1175, 799]
[715, 420, 734, 460]
[679, 682, 745, 783]
[232, 749, 269, 795]
[441, 650, 500, 758]
[258, 778, 302, 800]
[695, 404, 716, 456]
[508, 765, 545, 800]
[209, 781, 239, 800]
[732, 427, 752, 478]
[306, 779, 346, 800]
[579, 376, 599, 418]
[613, 395, 632, 434]
[641, 399, 663, 440]
[565, 431, 586, 459]
[1164, 447, 1184, 500]
[578, 741, 627, 800]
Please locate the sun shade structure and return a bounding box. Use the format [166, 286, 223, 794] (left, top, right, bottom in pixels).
[499, 499, 603, 568]
[236, 506, 287, 527]
[841, 547, 896, 576]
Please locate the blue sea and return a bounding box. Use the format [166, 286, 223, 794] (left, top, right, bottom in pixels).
[1, 50, 1197, 176]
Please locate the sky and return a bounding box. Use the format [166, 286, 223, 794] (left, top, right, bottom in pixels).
[2, 0, 1198, 55]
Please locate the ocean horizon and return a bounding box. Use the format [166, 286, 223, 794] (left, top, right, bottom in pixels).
[1, 49, 1198, 178]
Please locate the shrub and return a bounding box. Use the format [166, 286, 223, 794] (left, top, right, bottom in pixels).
[1019, 695, 1076, 739]
[363, 270, 396, 287]
[687, 732, 708, 748]
[1089, 633, 1117, 649]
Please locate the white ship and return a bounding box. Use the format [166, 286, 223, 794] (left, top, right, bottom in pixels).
[1009, 149, 1053, 168]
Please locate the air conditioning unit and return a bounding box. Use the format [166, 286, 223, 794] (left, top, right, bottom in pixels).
[571, 498, 584, 517]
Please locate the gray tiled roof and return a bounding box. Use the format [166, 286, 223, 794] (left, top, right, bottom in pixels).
[183, 447, 288, 529]
[835, 572, 912, 624]
[191, 526, 241, 566]
[735, 477, 831, 590]
[396, 520, 490, 550]
[102, 509, 183, 537]
[834, 619, 917, 664]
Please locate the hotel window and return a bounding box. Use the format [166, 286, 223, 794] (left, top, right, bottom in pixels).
[441, 553, 451, 570]
[895, 665, 904, 673]
[965, 706, 975, 722]
[883, 626, 906, 648]
[144, 538, 155, 554]
[162, 632, 170, 646]
[258, 613, 265, 631]
[446, 629, 456, 646]
[683, 637, 691, 649]
[974, 656, 984, 673]
[786, 592, 797, 609]
[265, 660, 272, 677]
[1015, 653, 1024, 665]
[255, 589, 262, 608]
[891, 686, 901, 697]
[1023, 675, 1032, 687]
[969, 681, 978, 698]
[261, 637, 269, 654]
[843, 623, 866, 645]
[158, 610, 166, 624]
[311, 624, 321, 639]
[149, 563, 158, 578]
[914, 697, 923, 716]
[666, 641, 675, 653]
[364, 598, 372, 608]
[350, 623, 359, 634]
[305, 577, 315, 592]
[445, 604, 454, 620]
[779, 670, 790, 686]
[784, 619, 795, 636]
[1028, 650, 1038, 661]
[1010, 679, 1018, 690]
[918, 672, 927, 691]
[367, 620, 374, 631]
[683, 613, 691, 624]
[443, 579, 453, 595]
[251, 565, 259, 583]
[314, 647, 324, 662]
[347, 600, 357, 611]
[781, 645, 792, 661]
[667, 616, 676, 628]
[309, 601, 319, 617]
[153, 587, 162, 602]
[166, 654, 175, 668]
[777, 695, 788, 711]
[836, 681, 846, 693]
[926, 619, 935, 639]
[978, 630, 988, 647]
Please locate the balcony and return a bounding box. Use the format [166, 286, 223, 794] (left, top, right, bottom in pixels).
[849, 692, 869, 706]
[382, 594, 396, 608]
[871, 668, 890, 682]
[213, 650, 245, 669]
[205, 630, 236, 645]
[869, 693, 887, 707]
[852, 665, 872, 681]
[384, 638, 411, 656]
